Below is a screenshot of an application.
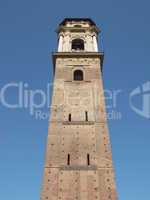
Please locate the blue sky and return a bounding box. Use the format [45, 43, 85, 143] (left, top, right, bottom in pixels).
[0, 0, 150, 199]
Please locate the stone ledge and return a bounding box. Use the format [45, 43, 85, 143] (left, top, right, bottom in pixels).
[62, 121, 95, 125]
[64, 80, 91, 83]
[60, 165, 97, 170]
[52, 52, 104, 73]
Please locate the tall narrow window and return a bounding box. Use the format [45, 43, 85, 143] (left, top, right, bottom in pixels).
[68, 114, 71, 122]
[67, 154, 70, 165]
[74, 70, 83, 81]
[85, 111, 88, 121]
[87, 154, 90, 165]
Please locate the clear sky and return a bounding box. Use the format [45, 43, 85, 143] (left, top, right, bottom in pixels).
[0, 0, 150, 199]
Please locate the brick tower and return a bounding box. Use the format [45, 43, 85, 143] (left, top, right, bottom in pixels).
[41, 18, 117, 200]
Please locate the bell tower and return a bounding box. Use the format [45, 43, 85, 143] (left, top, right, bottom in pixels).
[57, 19, 98, 52]
[41, 18, 117, 200]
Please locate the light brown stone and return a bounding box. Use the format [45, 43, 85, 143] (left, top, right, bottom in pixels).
[40, 18, 117, 200]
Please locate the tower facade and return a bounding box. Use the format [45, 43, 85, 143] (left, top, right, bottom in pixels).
[41, 18, 117, 200]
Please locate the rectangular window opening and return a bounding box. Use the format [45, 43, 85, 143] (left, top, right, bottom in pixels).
[87, 154, 90, 165]
[67, 154, 70, 165]
[68, 114, 71, 122]
[85, 111, 88, 121]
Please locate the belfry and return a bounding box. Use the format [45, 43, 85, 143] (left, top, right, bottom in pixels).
[41, 18, 117, 200]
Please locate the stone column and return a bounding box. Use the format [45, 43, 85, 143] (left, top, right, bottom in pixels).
[63, 33, 70, 52]
[58, 35, 63, 52]
[93, 35, 98, 52]
[85, 34, 93, 51]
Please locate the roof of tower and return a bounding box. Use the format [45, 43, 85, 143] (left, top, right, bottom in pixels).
[59, 18, 96, 26]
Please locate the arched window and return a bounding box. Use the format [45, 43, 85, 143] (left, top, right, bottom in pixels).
[73, 70, 83, 81]
[72, 39, 84, 51]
